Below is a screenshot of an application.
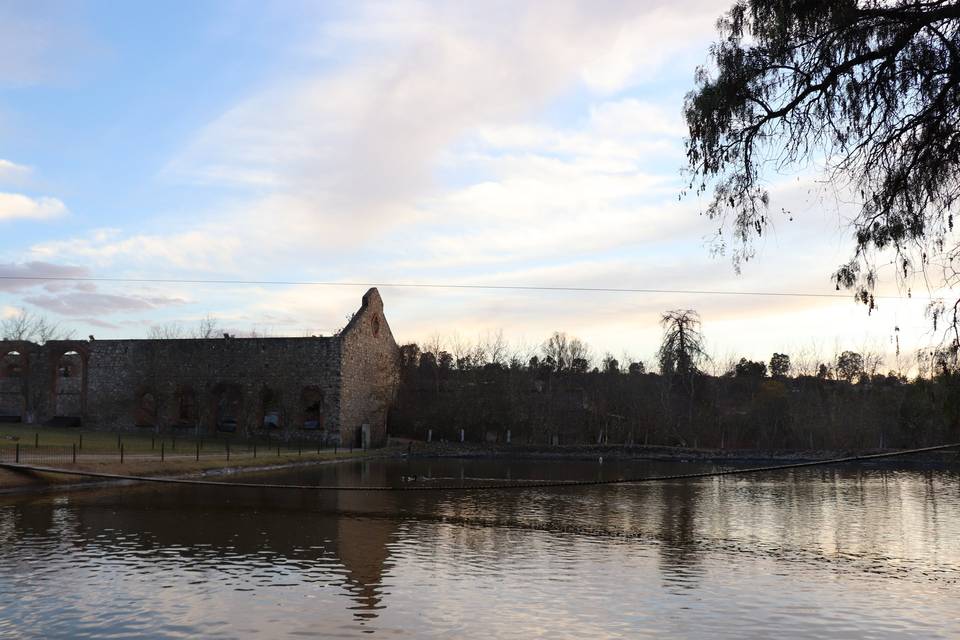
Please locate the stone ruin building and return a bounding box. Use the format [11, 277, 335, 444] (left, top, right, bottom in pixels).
[0, 288, 400, 448]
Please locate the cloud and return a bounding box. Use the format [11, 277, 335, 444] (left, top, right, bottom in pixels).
[0, 192, 67, 222]
[23, 291, 187, 317]
[0, 159, 31, 184]
[0, 261, 90, 292]
[162, 1, 723, 236]
[0, 2, 98, 87]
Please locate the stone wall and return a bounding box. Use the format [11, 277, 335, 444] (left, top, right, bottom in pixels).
[0, 289, 400, 446]
[338, 288, 401, 448]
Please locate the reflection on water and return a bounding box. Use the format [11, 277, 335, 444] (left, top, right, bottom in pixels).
[0, 459, 958, 638]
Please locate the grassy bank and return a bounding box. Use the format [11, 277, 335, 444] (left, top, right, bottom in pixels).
[0, 424, 386, 494]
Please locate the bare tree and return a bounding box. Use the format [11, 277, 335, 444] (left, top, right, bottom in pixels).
[542, 331, 571, 372]
[658, 310, 707, 376]
[481, 329, 509, 367]
[193, 314, 223, 339]
[1, 309, 34, 341]
[1, 308, 73, 344]
[568, 337, 592, 371]
[148, 322, 186, 339]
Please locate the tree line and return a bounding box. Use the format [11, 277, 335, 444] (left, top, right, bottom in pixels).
[389, 311, 960, 450]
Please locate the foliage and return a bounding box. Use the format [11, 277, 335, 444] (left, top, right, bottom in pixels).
[769, 352, 791, 377]
[735, 357, 768, 377]
[685, 0, 960, 323]
[836, 350, 865, 381]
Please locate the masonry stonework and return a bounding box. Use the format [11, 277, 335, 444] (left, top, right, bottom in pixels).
[0, 289, 400, 447]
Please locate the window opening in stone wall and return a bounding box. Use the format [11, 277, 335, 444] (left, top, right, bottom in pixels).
[176, 386, 198, 428]
[261, 387, 282, 429]
[1, 351, 22, 378]
[371, 314, 381, 337]
[215, 385, 242, 432]
[0, 351, 24, 422]
[59, 351, 81, 378]
[53, 351, 83, 426]
[301, 386, 324, 430]
[135, 391, 157, 427]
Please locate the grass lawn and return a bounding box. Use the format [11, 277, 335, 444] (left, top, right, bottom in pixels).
[0, 424, 381, 487]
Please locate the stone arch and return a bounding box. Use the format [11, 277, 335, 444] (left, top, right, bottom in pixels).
[50, 346, 88, 426]
[300, 386, 324, 430]
[175, 385, 199, 428]
[1, 350, 23, 378]
[134, 387, 158, 428]
[212, 383, 242, 433]
[260, 386, 282, 430]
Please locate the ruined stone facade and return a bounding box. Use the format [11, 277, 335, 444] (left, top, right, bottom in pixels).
[0, 288, 400, 447]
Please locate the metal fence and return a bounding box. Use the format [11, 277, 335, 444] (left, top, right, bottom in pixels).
[0, 434, 349, 466]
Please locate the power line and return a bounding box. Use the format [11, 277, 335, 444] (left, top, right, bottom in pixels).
[0, 274, 938, 300]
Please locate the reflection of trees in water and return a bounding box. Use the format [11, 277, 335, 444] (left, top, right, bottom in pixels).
[655, 481, 705, 591]
[0, 484, 398, 622]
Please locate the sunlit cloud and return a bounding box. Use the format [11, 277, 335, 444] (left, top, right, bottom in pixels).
[0, 192, 66, 222]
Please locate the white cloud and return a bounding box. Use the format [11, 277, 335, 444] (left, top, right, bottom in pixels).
[163, 1, 722, 230]
[0, 159, 31, 183]
[0, 192, 66, 222]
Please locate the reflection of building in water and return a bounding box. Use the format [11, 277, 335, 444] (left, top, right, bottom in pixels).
[0, 481, 399, 620]
[337, 516, 394, 617]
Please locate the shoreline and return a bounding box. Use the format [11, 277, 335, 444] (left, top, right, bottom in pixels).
[3, 441, 957, 497]
[0, 449, 391, 497]
[400, 441, 960, 466]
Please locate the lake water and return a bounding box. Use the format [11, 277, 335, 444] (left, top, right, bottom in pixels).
[0, 458, 958, 638]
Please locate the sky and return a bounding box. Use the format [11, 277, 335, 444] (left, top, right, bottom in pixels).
[0, 0, 949, 370]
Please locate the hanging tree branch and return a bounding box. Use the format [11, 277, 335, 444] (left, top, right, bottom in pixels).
[685, 0, 960, 331]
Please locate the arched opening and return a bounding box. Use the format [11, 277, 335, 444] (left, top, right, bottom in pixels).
[1, 351, 22, 378]
[135, 390, 157, 427]
[0, 351, 24, 422]
[53, 350, 84, 426]
[213, 384, 242, 433]
[261, 387, 282, 430]
[175, 385, 198, 428]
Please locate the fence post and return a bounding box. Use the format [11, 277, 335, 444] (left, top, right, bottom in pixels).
[298, 441, 302, 456]
[16, 442, 20, 463]
[196, 439, 200, 462]
[79, 433, 82, 450]
[161, 441, 165, 463]
[277, 446, 280, 457]
[117, 434, 121, 450]
[253, 442, 257, 459]
[72, 443, 76, 464]
[35, 432, 38, 449]
[120, 443, 124, 464]
[226, 440, 230, 462]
